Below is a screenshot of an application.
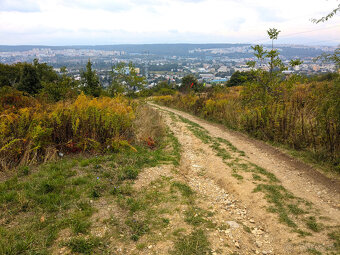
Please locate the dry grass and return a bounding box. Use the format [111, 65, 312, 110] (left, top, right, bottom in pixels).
[133, 104, 166, 147]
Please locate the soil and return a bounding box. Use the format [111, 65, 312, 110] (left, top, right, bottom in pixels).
[150, 103, 340, 254]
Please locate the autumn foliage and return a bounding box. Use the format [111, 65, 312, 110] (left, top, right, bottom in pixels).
[153, 80, 340, 171]
[0, 87, 136, 170]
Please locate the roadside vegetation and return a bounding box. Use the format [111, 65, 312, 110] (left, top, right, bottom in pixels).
[152, 29, 340, 175]
[152, 76, 339, 175]
[0, 96, 204, 254]
[170, 110, 340, 254]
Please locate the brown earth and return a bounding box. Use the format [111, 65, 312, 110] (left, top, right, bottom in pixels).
[150, 103, 340, 255]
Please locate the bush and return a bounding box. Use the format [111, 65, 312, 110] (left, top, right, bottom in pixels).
[0, 92, 136, 170]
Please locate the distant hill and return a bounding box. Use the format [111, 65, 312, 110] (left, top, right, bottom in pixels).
[0, 44, 248, 55]
[0, 43, 332, 59]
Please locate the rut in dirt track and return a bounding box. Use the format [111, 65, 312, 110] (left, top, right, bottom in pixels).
[151, 102, 340, 255]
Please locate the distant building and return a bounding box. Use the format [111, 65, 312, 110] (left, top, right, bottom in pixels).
[217, 66, 229, 72]
[211, 78, 227, 83]
[200, 74, 214, 80]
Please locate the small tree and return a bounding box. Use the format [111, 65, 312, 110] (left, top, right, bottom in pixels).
[80, 60, 101, 97]
[109, 62, 147, 96]
[245, 28, 302, 105]
[17, 63, 41, 95]
[42, 67, 79, 102]
[180, 75, 203, 93]
[227, 71, 256, 87]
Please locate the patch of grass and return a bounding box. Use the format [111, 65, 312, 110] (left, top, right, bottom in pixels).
[72, 176, 89, 186]
[171, 229, 211, 255]
[168, 129, 181, 166]
[252, 174, 262, 181]
[80, 159, 91, 167]
[278, 211, 297, 228]
[216, 137, 245, 156]
[178, 115, 212, 145]
[118, 167, 139, 181]
[17, 165, 30, 176]
[161, 217, 170, 226]
[0, 228, 37, 255]
[76, 201, 94, 216]
[90, 187, 101, 199]
[0, 131, 180, 253]
[126, 218, 150, 241]
[66, 236, 102, 254]
[173, 228, 186, 237]
[328, 228, 340, 252]
[111, 184, 133, 196]
[254, 184, 298, 228]
[306, 216, 322, 232]
[294, 228, 312, 237]
[240, 223, 251, 233]
[69, 214, 92, 234]
[288, 204, 306, 215]
[172, 182, 195, 198]
[232, 173, 244, 180]
[307, 248, 322, 255]
[136, 242, 147, 250]
[250, 164, 279, 183]
[178, 115, 204, 129]
[212, 141, 232, 160]
[126, 197, 146, 212]
[184, 208, 207, 227]
[169, 112, 179, 122]
[184, 207, 215, 228]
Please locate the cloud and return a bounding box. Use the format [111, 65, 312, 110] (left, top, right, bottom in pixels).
[0, 0, 339, 45]
[59, 0, 131, 12]
[229, 18, 247, 32]
[255, 6, 287, 22]
[0, 0, 40, 12]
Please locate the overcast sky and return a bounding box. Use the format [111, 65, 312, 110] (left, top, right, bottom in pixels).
[0, 0, 339, 45]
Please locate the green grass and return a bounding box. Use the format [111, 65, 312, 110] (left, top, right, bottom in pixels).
[288, 204, 306, 215]
[216, 137, 245, 156]
[250, 164, 279, 183]
[168, 129, 182, 166]
[252, 174, 263, 181]
[232, 173, 244, 180]
[171, 182, 195, 198]
[0, 128, 182, 253]
[66, 236, 102, 254]
[170, 229, 211, 255]
[306, 216, 322, 232]
[307, 248, 322, 255]
[328, 228, 340, 253]
[126, 218, 150, 241]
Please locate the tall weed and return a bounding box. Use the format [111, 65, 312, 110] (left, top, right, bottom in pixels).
[153, 80, 340, 172]
[0, 90, 136, 170]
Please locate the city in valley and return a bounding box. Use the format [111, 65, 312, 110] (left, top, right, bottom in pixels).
[0, 44, 337, 88]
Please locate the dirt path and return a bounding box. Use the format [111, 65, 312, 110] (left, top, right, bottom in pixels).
[151, 103, 340, 254]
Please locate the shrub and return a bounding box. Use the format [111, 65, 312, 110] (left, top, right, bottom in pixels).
[0, 92, 136, 170]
